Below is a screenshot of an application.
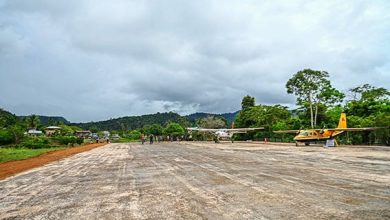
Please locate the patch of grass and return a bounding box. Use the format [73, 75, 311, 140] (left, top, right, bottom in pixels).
[0, 147, 65, 163]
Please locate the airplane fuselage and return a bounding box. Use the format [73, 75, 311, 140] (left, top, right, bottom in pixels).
[294, 129, 344, 142]
[215, 130, 231, 138]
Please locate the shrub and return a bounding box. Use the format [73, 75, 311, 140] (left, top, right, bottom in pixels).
[76, 137, 84, 145]
[128, 130, 141, 140]
[17, 137, 55, 149]
[53, 136, 84, 145]
[0, 129, 13, 145]
[56, 136, 75, 145]
[163, 123, 185, 136]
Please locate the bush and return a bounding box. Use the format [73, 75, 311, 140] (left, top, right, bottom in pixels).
[0, 129, 14, 145]
[53, 136, 84, 145]
[128, 130, 141, 140]
[76, 137, 84, 145]
[17, 137, 55, 149]
[163, 123, 185, 136]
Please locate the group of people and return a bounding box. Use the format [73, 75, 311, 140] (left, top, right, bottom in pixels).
[94, 138, 110, 144]
[140, 134, 183, 144]
[140, 134, 157, 144]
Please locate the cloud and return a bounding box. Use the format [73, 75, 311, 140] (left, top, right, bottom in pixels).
[0, 0, 389, 122]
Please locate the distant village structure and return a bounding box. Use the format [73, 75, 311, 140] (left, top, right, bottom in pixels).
[111, 134, 120, 140]
[26, 129, 43, 136]
[44, 126, 61, 136]
[75, 130, 92, 138]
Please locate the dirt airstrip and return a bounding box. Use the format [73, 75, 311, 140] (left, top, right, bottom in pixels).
[0, 142, 389, 219]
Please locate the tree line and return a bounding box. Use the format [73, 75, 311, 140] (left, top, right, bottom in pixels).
[234, 69, 389, 145]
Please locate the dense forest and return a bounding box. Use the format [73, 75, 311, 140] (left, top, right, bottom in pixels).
[233, 70, 389, 145]
[73, 111, 239, 131]
[0, 111, 70, 128]
[73, 112, 188, 131]
[18, 116, 70, 125]
[186, 112, 239, 125]
[0, 109, 17, 128]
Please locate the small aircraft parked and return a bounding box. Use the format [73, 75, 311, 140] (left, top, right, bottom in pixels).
[187, 127, 264, 143]
[274, 113, 385, 146]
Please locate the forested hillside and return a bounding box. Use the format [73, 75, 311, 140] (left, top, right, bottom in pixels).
[0, 109, 18, 128]
[18, 116, 70, 125]
[73, 112, 188, 131]
[185, 111, 239, 125]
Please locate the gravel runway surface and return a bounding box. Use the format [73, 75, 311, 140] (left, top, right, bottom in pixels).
[1, 142, 389, 219]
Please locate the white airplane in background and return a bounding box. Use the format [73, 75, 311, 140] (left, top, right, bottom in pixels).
[187, 127, 264, 143]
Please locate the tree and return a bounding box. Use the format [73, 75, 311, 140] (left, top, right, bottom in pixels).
[48, 118, 55, 126]
[286, 69, 344, 128]
[128, 130, 142, 140]
[241, 95, 255, 109]
[0, 129, 13, 145]
[8, 124, 26, 144]
[27, 114, 40, 129]
[235, 105, 291, 128]
[346, 84, 390, 117]
[349, 84, 390, 101]
[89, 126, 98, 133]
[234, 104, 292, 140]
[197, 116, 227, 129]
[143, 124, 151, 135]
[0, 108, 17, 128]
[373, 112, 390, 145]
[148, 124, 163, 136]
[59, 125, 76, 136]
[163, 123, 185, 136]
[344, 84, 390, 145]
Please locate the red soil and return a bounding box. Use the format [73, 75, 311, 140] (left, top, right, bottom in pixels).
[0, 143, 107, 180]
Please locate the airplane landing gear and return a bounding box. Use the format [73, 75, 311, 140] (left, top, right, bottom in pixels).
[305, 142, 310, 146]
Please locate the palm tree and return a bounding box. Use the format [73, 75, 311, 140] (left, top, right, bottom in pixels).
[27, 114, 40, 129]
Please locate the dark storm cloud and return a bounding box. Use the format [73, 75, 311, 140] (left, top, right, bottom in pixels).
[0, 0, 389, 122]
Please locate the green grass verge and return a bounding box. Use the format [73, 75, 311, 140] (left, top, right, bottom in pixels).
[0, 147, 65, 163]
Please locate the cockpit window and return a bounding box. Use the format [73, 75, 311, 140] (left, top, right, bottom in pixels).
[299, 132, 308, 136]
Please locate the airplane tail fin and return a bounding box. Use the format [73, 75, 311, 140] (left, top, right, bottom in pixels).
[337, 113, 347, 129]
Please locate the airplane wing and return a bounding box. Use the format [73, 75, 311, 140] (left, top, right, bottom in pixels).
[273, 130, 300, 134]
[187, 127, 264, 133]
[226, 127, 264, 132]
[186, 127, 220, 132]
[327, 127, 387, 132]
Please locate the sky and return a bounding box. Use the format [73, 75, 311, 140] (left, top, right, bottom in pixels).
[0, 0, 389, 122]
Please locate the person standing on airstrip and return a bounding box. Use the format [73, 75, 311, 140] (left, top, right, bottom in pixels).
[149, 134, 154, 144]
[141, 134, 145, 145]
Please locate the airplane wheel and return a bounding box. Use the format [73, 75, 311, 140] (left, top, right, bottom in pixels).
[305, 142, 310, 146]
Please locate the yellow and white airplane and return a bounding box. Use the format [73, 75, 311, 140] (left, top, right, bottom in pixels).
[274, 113, 384, 146]
[187, 127, 264, 143]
